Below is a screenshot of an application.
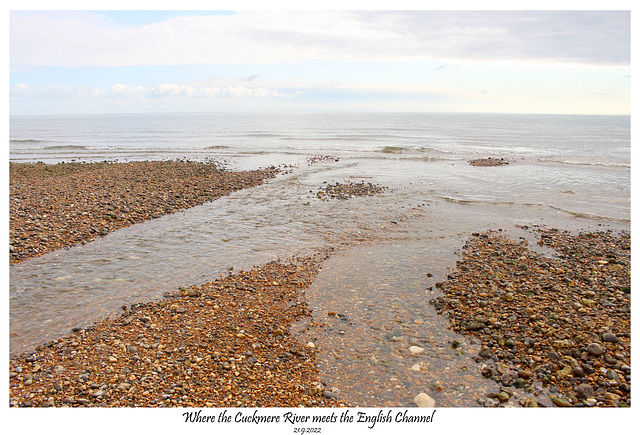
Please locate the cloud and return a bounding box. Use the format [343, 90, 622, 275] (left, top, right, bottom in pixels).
[11, 82, 301, 100]
[10, 11, 629, 69]
[243, 74, 260, 81]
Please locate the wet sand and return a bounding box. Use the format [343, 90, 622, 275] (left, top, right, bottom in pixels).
[9, 161, 631, 408]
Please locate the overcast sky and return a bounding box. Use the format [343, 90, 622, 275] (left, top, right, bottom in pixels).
[9, 8, 631, 115]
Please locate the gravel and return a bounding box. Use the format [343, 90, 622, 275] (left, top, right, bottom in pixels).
[432, 226, 631, 407]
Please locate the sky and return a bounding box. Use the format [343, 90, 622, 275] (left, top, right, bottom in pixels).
[8, 6, 632, 115]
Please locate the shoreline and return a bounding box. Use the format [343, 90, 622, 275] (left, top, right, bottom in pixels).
[10, 252, 347, 407]
[9, 161, 631, 408]
[9, 160, 279, 264]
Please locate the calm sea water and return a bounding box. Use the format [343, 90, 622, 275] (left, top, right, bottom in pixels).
[11, 112, 630, 222]
[9, 112, 630, 406]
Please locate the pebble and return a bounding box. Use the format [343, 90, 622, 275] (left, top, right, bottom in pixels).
[10, 161, 279, 264]
[575, 383, 594, 399]
[9, 254, 347, 408]
[552, 397, 572, 407]
[315, 181, 388, 201]
[408, 346, 424, 355]
[413, 393, 436, 408]
[469, 157, 509, 167]
[322, 390, 340, 400]
[466, 322, 486, 331]
[497, 392, 510, 403]
[478, 347, 494, 359]
[433, 227, 630, 408]
[517, 370, 534, 380]
[586, 343, 606, 357]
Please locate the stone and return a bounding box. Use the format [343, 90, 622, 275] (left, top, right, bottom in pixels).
[180, 288, 202, 297]
[414, 393, 436, 408]
[517, 369, 534, 379]
[604, 392, 621, 402]
[466, 322, 486, 331]
[602, 333, 618, 343]
[552, 397, 572, 407]
[497, 392, 510, 403]
[606, 370, 620, 381]
[586, 343, 606, 357]
[575, 383, 594, 399]
[505, 339, 517, 349]
[478, 347, 493, 359]
[556, 366, 573, 380]
[322, 390, 339, 400]
[409, 346, 424, 355]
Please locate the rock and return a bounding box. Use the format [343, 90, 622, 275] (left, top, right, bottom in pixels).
[414, 393, 436, 408]
[524, 398, 539, 407]
[308, 384, 324, 396]
[466, 322, 486, 331]
[553, 339, 573, 348]
[497, 392, 510, 403]
[517, 369, 534, 379]
[602, 333, 618, 343]
[604, 392, 621, 402]
[478, 347, 493, 359]
[606, 370, 620, 381]
[575, 383, 594, 399]
[552, 397, 572, 407]
[180, 288, 202, 297]
[408, 346, 424, 355]
[322, 390, 339, 400]
[556, 366, 573, 380]
[586, 343, 606, 357]
[481, 367, 494, 378]
[505, 339, 517, 349]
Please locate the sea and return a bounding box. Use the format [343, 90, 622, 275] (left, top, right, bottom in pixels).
[9, 112, 631, 406]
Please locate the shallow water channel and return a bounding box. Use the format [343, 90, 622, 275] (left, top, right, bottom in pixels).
[9, 161, 424, 354]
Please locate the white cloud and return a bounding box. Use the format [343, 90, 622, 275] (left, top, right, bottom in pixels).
[110, 84, 146, 98]
[11, 82, 301, 100]
[10, 11, 629, 69]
